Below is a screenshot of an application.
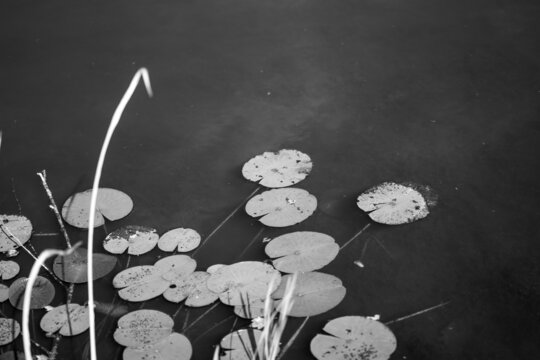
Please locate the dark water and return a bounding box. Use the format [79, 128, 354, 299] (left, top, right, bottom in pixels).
[1, 0, 540, 359]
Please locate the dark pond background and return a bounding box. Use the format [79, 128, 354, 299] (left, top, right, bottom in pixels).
[1, 0, 540, 359]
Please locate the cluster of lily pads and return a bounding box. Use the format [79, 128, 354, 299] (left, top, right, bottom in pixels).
[0, 148, 436, 360]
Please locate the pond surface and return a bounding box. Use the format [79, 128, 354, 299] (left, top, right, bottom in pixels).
[1, 0, 540, 359]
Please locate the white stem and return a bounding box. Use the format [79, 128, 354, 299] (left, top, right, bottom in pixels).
[86, 68, 152, 360]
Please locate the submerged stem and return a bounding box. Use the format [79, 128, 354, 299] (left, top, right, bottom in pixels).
[385, 300, 451, 325]
[340, 223, 371, 250]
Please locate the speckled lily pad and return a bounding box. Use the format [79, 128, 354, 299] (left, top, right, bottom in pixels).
[103, 226, 158, 255]
[123, 332, 192, 360]
[0, 318, 20, 346]
[40, 304, 89, 336]
[114, 310, 174, 348]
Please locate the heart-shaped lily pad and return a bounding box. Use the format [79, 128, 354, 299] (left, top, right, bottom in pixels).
[0, 215, 32, 252]
[242, 149, 313, 188]
[40, 304, 89, 336]
[356, 182, 430, 225]
[61, 188, 133, 228]
[157, 228, 201, 253]
[265, 231, 339, 273]
[114, 310, 174, 348]
[0, 318, 20, 346]
[207, 261, 281, 306]
[113, 255, 197, 302]
[245, 188, 317, 227]
[219, 328, 262, 360]
[163, 271, 218, 307]
[53, 247, 117, 283]
[9, 276, 55, 310]
[123, 332, 192, 360]
[310, 316, 397, 360]
[0, 260, 20, 280]
[273, 272, 346, 317]
[104, 226, 158, 255]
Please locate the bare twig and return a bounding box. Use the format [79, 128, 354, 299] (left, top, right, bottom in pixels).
[384, 300, 451, 325]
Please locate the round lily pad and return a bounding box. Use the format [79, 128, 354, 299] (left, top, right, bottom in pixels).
[0, 318, 20, 346]
[163, 271, 218, 307]
[219, 328, 262, 360]
[265, 231, 339, 273]
[310, 316, 397, 360]
[123, 332, 192, 360]
[104, 226, 158, 255]
[356, 182, 430, 225]
[245, 188, 317, 227]
[53, 247, 117, 283]
[9, 276, 55, 310]
[273, 272, 346, 317]
[114, 310, 174, 348]
[40, 304, 89, 336]
[157, 228, 201, 253]
[0, 260, 20, 280]
[61, 188, 133, 228]
[0, 215, 32, 252]
[207, 261, 281, 306]
[242, 149, 313, 188]
[0, 285, 9, 302]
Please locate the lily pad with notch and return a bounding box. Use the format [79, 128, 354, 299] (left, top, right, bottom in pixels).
[265, 231, 339, 273]
[53, 247, 117, 283]
[123, 332, 192, 360]
[61, 188, 133, 228]
[162, 271, 218, 307]
[310, 316, 397, 360]
[245, 188, 317, 227]
[0, 215, 32, 252]
[40, 303, 89, 336]
[242, 149, 313, 188]
[114, 309, 174, 348]
[219, 328, 262, 360]
[103, 225, 158, 255]
[158, 228, 201, 253]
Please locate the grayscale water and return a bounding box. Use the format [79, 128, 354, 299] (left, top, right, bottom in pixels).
[1, 0, 539, 359]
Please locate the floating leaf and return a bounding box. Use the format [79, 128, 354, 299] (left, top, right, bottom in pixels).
[207, 261, 280, 305]
[0, 260, 20, 280]
[356, 182, 430, 225]
[123, 332, 192, 360]
[245, 188, 317, 227]
[114, 310, 174, 348]
[310, 316, 397, 360]
[163, 271, 218, 307]
[104, 226, 158, 255]
[206, 264, 225, 274]
[53, 247, 117, 283]
[0, 285, 8, 302]
[242, 149, 313, 188]
[113, 255, 197, 302]
[219, 328, 262, 360]
[40, 304, 89, 336]
[0, 215, 32, 252]
[265, 231, 339, 273]
[0, 318, 20, 346]
[158, 228, 201, 253]
[273, 272, 345, 317]
[9, 276, 55, 310]
[61, 188, 133, 228]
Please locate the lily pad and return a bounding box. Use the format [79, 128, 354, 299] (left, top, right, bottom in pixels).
[53, 247, 117, 283]
[219, 328, 262, 360]
[0, 260, 20, 280]
[265, 232, 339, 273]
[310, 316, 397, 360]
[207, 261, 281, 306]
[245, 188, 317, 227]
[0, 318, 20, 346]
[0, 285, 9, 302]
[157, 228, 201, 253]
[242, 149, 313, 188]
[61, 188, 133, 228]
[9, 276, 55, 310]
[104, 226, 158, 255]
[163, 271, 218, 307]
[0, 215, 32, 252]
[272, 272, 346, 317]
[113, 255, 197, 302]
[114, 310, 174, 348]
[40, 303, 89, 336]
[356, 182, 430, 225]
[123, 332, 192, 360]
[206, 264, 226, 274]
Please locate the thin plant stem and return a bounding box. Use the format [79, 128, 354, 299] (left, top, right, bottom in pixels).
[192, 315, 235, 343]
[340, 223, 371, 250]
[384, 300, 451, 325]
[173, 304, 185, 321]
[276, 316, 310, 360]
[37, 170, 72, 248]
[11, 178, 22, 214]
[183, 302, 220, 332]
[192, 186, 261, 257]
[86, 68, 152, 360]
[235, 227, 264, 260]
